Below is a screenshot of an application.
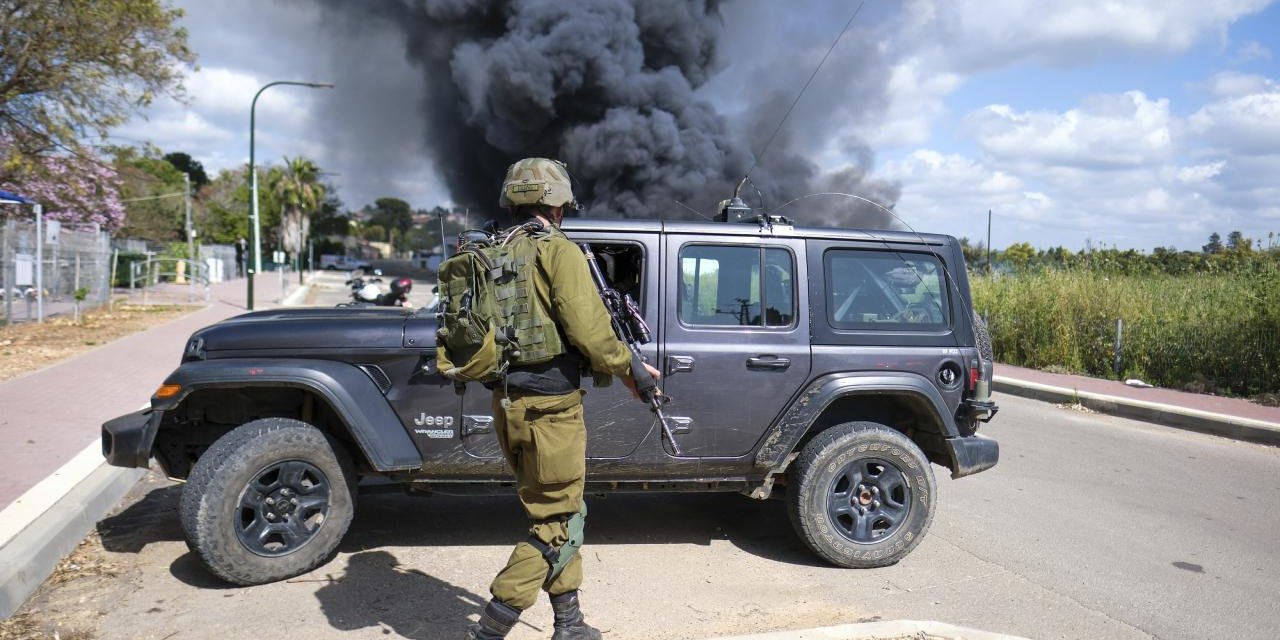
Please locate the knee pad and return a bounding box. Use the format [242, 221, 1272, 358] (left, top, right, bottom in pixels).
[529, 502, 587, 584]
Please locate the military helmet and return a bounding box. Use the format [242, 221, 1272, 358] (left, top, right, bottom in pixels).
[499, 157, 579, 210]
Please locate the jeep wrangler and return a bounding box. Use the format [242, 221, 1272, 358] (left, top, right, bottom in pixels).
[102, 217, 999, 586]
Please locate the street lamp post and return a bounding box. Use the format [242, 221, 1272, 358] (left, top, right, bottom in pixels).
[247, 80, 333, 310]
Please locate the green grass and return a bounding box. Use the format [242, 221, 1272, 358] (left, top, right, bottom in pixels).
[971, 268, 1280, 396]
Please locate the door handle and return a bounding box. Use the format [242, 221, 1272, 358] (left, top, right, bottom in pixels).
[746, 355, 791, 370]
[666, 355, 695, 375]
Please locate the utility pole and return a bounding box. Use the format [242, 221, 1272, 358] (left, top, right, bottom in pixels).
[986, 209, 993, 276]
[35, 203, 43, 322]
[439, 209, 448, 258]
[185, 173, 195, 302]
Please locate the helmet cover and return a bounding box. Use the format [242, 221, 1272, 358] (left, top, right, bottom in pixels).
[499, 157, 579, 210]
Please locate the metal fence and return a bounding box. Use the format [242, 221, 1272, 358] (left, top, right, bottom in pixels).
[1, 218, 112, 323]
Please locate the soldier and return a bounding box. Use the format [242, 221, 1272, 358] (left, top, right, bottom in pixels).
[466, 158, 661, 640]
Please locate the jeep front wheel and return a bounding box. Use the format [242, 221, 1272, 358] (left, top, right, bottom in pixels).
[787, 422, 936, 568]
[179, 418, 356, 585]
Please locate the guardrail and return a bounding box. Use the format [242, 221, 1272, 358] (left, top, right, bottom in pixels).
[128, 256, 211, 304]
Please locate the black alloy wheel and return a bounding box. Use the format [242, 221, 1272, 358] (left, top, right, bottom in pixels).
[236, 460, 332, 557]
[826, 457, 912, 544]
[788, 421, 937, 568]
[180, 418, 356, 585]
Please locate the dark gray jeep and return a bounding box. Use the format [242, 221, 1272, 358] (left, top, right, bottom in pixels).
[102, 217, 998, 585]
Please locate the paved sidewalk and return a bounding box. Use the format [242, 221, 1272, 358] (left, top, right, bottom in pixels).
[0, 273, 286, 511]
[995, 363, 1280, 444]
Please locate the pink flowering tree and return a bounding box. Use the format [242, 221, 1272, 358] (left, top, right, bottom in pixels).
[0, 145, 126, 231]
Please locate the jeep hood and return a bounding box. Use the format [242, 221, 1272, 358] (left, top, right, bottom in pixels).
[192, 307, 423, 351]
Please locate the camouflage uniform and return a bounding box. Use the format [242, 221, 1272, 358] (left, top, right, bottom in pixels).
[468, 159, 633, 640]
[488, 233, 632, 607]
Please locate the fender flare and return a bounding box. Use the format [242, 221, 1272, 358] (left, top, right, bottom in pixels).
[754, 371, 958, 472]
[153, 358, 422, 471]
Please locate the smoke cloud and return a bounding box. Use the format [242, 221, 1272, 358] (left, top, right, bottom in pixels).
[310, 0, 900, 228]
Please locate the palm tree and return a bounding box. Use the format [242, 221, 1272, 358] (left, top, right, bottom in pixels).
[268, 157, 325, 274]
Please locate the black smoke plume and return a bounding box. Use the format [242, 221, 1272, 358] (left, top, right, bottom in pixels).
[311, 0, 899, 228]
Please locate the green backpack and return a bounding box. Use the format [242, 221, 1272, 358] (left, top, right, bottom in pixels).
[434, 222, 567, 384]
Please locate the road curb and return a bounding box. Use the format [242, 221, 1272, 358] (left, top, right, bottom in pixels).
[0, 453, 144, 618]
[280, 277, 312, 307]
[993, 376, 1280, 446]
[708, 619, 1029, 640]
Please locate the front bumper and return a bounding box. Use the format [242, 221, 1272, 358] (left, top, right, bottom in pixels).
[102, 409, 164, 468]
[945, 434, 999, 479]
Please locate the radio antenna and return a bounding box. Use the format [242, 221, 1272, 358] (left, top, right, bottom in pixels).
[732, 0, 866, 201]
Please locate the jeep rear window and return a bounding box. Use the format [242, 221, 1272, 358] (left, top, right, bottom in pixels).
[824, 250, 949, 331]
[679, 245, 794, 327]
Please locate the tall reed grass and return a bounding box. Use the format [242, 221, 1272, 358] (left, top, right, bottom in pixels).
[971, 268, 1280, 396]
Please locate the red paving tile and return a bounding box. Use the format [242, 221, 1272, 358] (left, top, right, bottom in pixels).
[0, 274, 287, 511]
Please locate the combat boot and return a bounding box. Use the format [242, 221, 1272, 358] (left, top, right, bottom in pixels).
[550, 590, 602, 640]
[465, 599, 521, 639]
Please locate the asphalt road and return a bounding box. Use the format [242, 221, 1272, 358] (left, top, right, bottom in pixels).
[39, 394, 1280, 639]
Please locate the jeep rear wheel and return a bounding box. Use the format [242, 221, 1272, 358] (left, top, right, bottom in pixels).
[179, 418, 356, 585]
[787, 422, 936, 568]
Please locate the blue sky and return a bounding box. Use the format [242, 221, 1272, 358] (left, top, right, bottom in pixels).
[117, 0, 1280, 252]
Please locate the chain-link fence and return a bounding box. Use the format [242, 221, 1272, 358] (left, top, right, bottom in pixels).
[1, 218, 112, 323]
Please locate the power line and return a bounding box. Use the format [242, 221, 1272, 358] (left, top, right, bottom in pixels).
[119, 191, 184, 203]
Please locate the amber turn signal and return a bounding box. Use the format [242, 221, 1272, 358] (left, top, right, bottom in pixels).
[154, 384, 182, 399]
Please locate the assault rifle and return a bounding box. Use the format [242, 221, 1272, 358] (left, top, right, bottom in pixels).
[579, 243, 682, 456]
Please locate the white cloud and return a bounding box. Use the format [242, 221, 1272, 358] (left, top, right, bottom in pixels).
[185, 67, 309, 121]
[1175, 161, 1226, 183]
[858, 57, 961, 148]
[964, 92, 1173, 169]
[898, 0, 1270, 71]
[1186, 85, 1280, 155]
[1204, 71, 1277, 98]
[1235, 40, 1272, 62]
[878, 75, 1280, 249]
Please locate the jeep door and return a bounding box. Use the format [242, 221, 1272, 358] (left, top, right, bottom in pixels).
[564, 231, 664, 459]
[661, 234, 811, 457]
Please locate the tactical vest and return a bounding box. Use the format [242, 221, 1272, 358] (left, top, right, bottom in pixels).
[435, 224, 567, 384]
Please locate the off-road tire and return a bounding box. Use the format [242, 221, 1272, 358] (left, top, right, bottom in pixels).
[972, 310, 993, 363]
[179, 418, 356, 585]
[787, 422, 936, 568]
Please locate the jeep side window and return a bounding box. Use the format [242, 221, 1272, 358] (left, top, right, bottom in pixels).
[825, 250, 949, 330]
[679, 245, 794, 327]
[588, 242, 646, 312]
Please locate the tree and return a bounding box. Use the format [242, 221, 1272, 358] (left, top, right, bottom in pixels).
[0, 0, 195, 173]
[198, 168, 251, 244]
[268, 157, 325, 257]
[370, 197, 413, 249]
[113, 146, 187, 240]
[1203, 232, 1224, 254]
[164, 152, 209, 190]
[0, 145, 125, 230]
[1226, 230, 1252, 253]
[957, 236, 986, 269]
[1003, 241, 1035, 270]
